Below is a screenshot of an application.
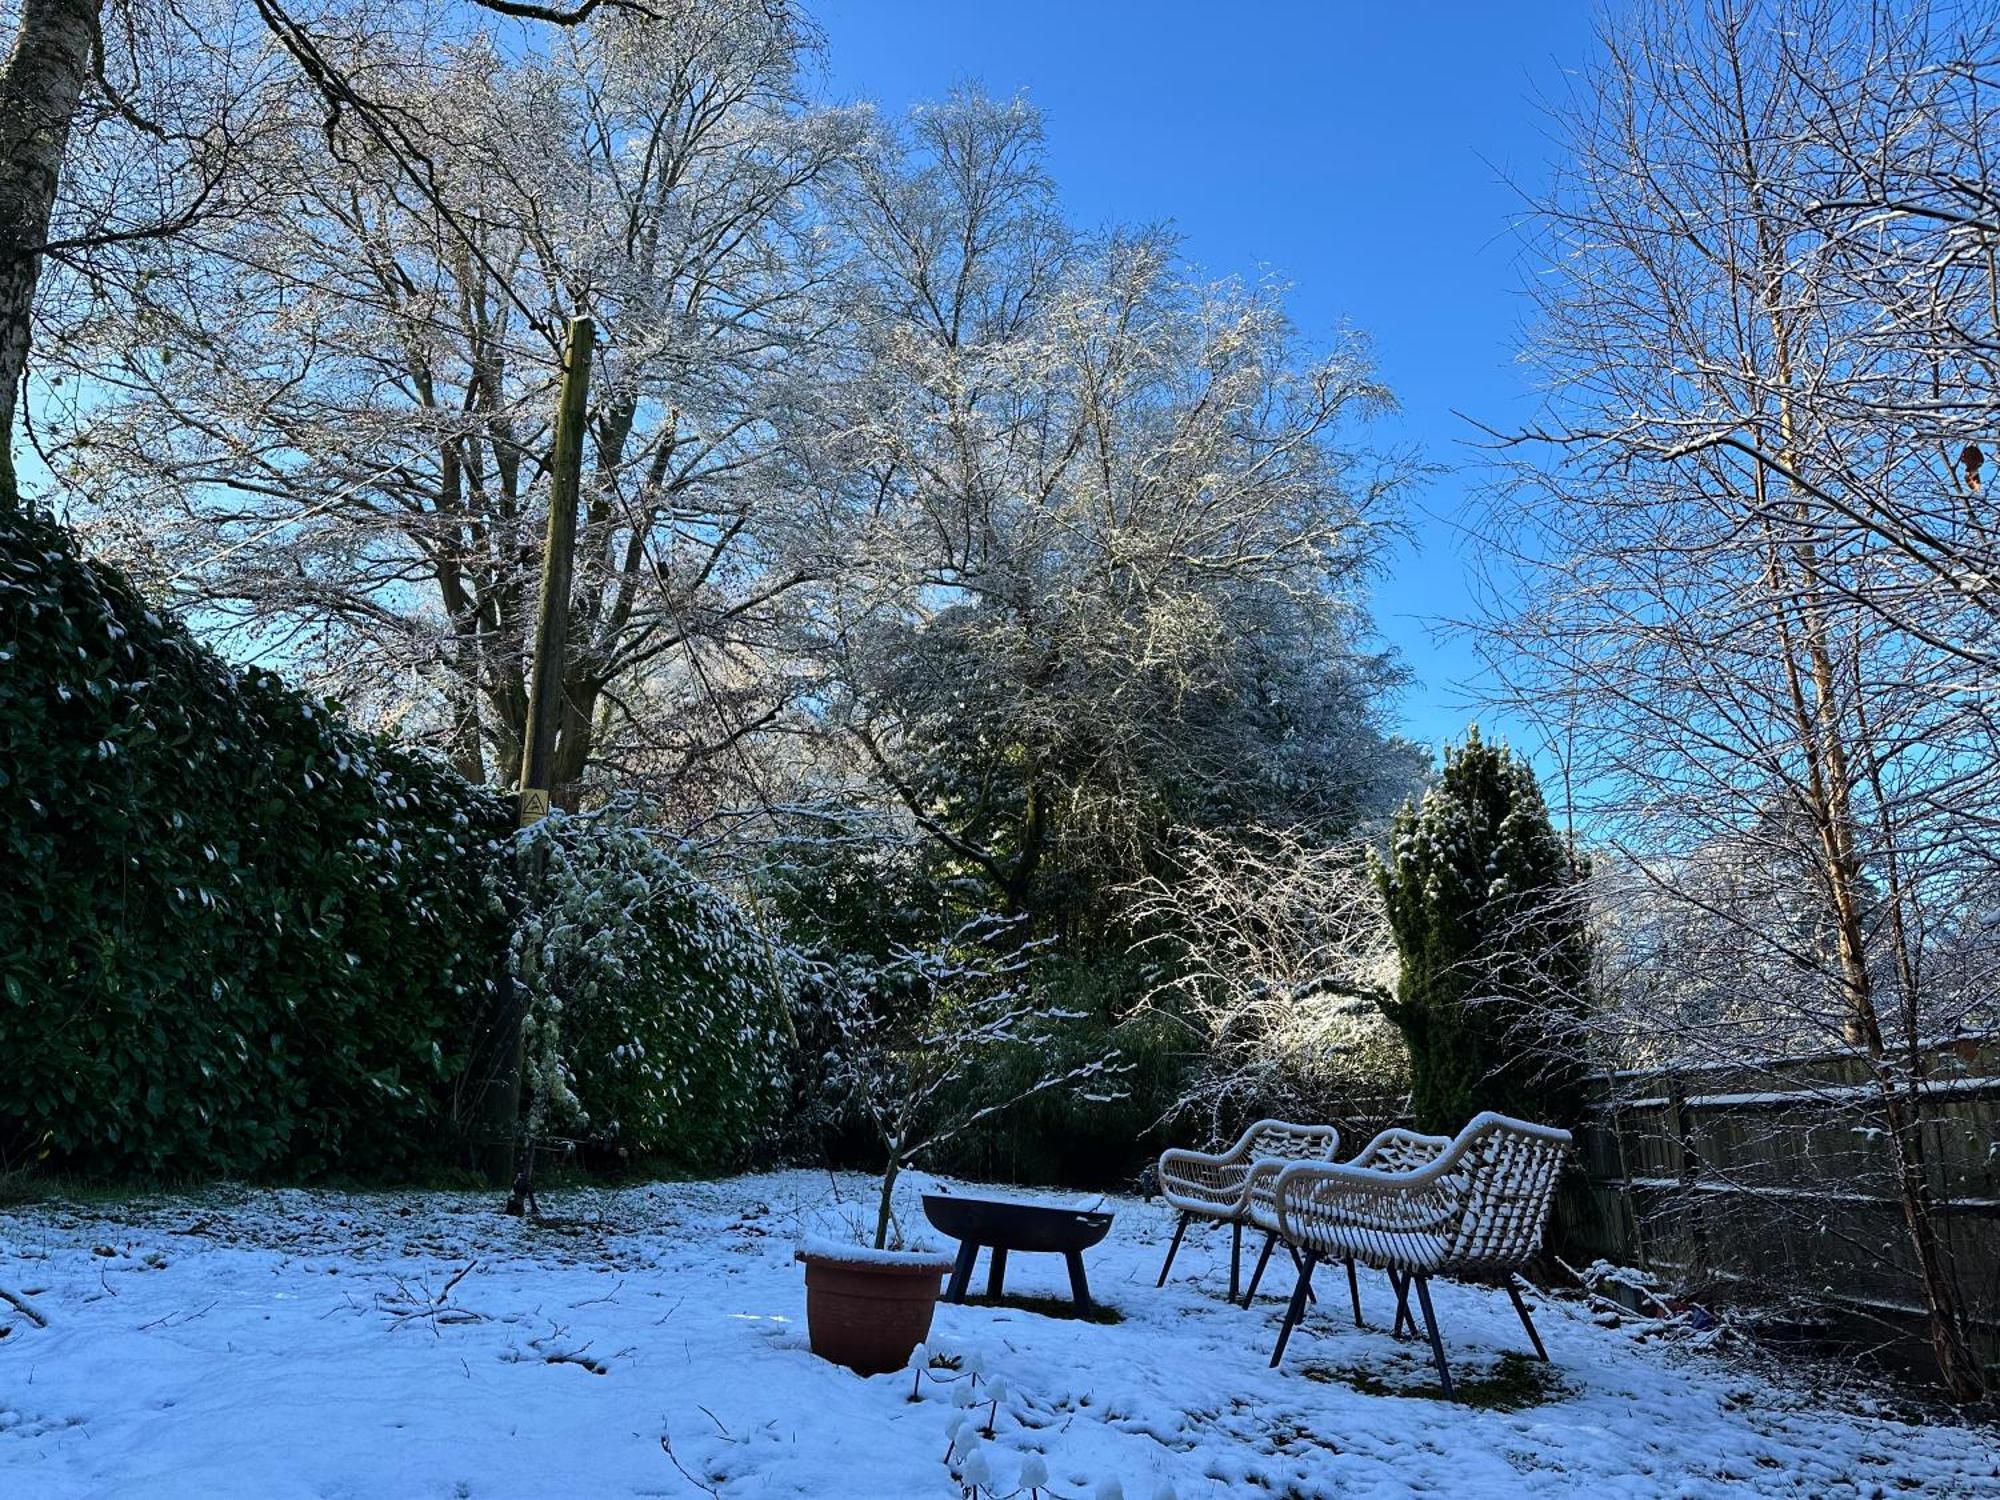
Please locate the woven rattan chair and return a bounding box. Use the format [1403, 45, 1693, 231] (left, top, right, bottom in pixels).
[1238, 1126, 1454, 1323]
[1155, 1120, 1339, 1301]
[1267, 1112, 1572, 1398]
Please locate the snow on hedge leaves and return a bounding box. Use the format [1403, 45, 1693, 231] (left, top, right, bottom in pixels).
[512, 801, 791, 1169]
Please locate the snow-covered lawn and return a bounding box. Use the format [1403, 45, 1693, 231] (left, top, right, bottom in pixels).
[3, 1171, 1993, 1498]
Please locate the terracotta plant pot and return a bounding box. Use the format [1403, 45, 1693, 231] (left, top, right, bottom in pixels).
[796, 1245, 953, 1375]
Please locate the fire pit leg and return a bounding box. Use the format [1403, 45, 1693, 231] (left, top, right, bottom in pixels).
[985, 1246, 1009, 1299]
[946, 1240, 978, 1303]
[1065, 1250, 1092, 1313]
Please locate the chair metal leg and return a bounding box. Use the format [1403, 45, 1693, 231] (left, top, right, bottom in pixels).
[1389, 1267, 1416, 1338]
[1345, 1257, 1363, 1328]
[1242, 1230, 1279, 1307]
[1284, 1242, 1318, 1303]
[1412, 1274, 1454, 1401]
[1269, 1251, 1319, 1368]
[1228, 1219, 1243, 1303]
[986, 1245, 1008, 1299]
[1507, 1280, 1549, 1361]
[1157, 1211, 1189, 1287]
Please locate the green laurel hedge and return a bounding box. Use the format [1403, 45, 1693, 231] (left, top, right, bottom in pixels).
[0, 502, 514, 1177]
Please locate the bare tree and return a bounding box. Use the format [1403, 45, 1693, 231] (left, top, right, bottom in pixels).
[1121, 824, 1407, 1138]
[3, 0, 664, 510]
[815, 913, 1126, 1250]
[45, 2, 857, 794]
[1477, 0, 1998, 1397]
[3, 0, 105, 505]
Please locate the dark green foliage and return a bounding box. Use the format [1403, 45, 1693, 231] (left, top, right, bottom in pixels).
[761, 833, 1175, 1186]
[931, 955, 1192, 1188]
[757, 829, 954, 1168]
[1371, 729, 1591, 1133]
[856, 600, 1424, 949]
[512, 804, 791, 1173]
[0, 503, 512, 1176]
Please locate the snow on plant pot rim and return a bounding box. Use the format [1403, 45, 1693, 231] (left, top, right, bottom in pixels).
[795, 1236, 956, 1274]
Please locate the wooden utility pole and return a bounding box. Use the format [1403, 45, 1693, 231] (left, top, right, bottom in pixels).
[479, 313, 594, 1189]
[518, 313, 596, 828]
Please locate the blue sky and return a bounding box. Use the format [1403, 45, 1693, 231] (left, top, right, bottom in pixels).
[813, 1, 1606, 755]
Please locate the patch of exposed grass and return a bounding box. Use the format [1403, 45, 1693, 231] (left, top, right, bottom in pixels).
[959, 1292, 1124, 1325]
[1302, 1350, 1567, 1410]
[0, 1170, 185, 1210]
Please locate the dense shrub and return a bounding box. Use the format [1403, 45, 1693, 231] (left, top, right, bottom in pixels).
[932, 954, 1409, 1188]
[0, 503, 513, 1176]
[514, 801, 791, 1172]
[756, 830, 957, 1169]
[760, 833, 1167, 1185]
[930, 954, 1190, 1188]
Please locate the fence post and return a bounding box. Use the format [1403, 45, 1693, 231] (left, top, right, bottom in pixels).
[1608, 1088, 1649, 1272]
[1665, 1070, 1709, 1281]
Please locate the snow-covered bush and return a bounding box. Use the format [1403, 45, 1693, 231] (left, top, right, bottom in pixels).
[754, 826, 951, 1167]
[926, 951, 1192, 1188]
[512, 800, 791, 1168]
[761, 829, 1179, 1187]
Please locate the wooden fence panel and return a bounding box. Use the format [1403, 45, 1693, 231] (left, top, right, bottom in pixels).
[1564, 1038, 2000, 1370]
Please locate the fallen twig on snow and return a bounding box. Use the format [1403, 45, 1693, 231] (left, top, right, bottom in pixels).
[375, 1260, 488, 1335]
[0, 1287, 48, 1327]
[137, 1299, 216, 1332]
[659, 1433, 722, 1497]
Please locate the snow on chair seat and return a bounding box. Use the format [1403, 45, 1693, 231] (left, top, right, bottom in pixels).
[1266, 1111, 1572, 1399]
[1154, 1119, 1339, 1302]
[1304, 1223, 1450, 1272]
[1245, 1125, 1455, 1236]
[1236, 1124, 1454, 1323]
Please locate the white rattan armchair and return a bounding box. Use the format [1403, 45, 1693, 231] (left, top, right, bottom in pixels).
[1238, 1126, 1454, 1323]
[1266, 1112, 1572, 1397]
[1155, 1120, 1339, 1301]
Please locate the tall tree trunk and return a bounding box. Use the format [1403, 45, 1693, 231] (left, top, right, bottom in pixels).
[1873, 1072, 1986, 1398]
[0, 0, 99, 508]
[1743, 126, 1984, 1392]
[448, 682, 485, 785]
[549, 668, 599, 810]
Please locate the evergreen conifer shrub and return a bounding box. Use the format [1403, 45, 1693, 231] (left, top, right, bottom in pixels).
[1370, 729, 1592, 1132]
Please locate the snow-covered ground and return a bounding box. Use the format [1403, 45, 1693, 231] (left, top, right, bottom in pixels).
[2, 1171, 1993, 1498]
